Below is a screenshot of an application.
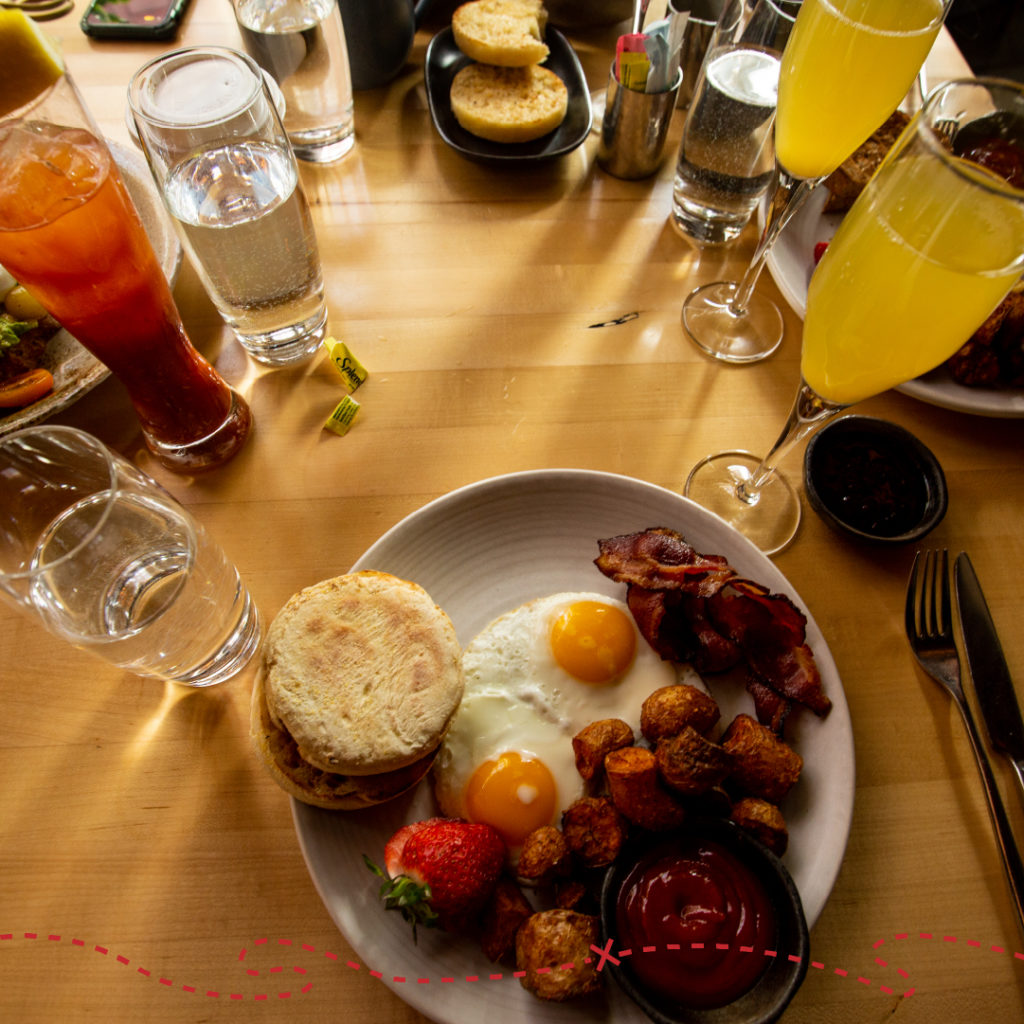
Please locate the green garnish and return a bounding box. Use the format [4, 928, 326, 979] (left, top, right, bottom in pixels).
[0, 314, 37, 356]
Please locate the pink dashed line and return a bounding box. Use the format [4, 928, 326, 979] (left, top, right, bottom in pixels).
[3, 927, 1022, 1002]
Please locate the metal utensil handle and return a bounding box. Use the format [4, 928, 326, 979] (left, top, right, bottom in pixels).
[957, 697, 1024, 935]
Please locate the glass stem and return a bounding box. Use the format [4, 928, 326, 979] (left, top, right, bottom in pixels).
[737, 379, 846, 505]
[730, 171, 822, 316]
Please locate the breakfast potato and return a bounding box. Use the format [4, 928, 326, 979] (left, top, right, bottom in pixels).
[515, 909, 602, 1001]
[480, 878, 534, 963]
[561, 796, 627, 868]
[722, 713, 803, 804]
[604, 746, 687, 832]
[730, 796, 789, 856]
[655, 726, 734, 796]
[572, 718, 634, 783]
[554, 878, 590, 911]
[640, 683, 721, 743]
[517, 824, 572, 886]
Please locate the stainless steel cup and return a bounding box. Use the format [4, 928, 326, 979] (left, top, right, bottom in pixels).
[598, 65, 684, 180]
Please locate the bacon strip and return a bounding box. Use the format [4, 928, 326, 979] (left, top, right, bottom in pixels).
[596, 528, 831, 730]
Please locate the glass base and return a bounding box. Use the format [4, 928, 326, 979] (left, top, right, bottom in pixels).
[144, 388, 252, 474]
[289, 123, 355, 164]
[235, 305, 328, 367]
[169, 588, 262, 687]
[682, 280, 784, 363]
[671, 193, 751, 246]
[684, 450, 801, 556]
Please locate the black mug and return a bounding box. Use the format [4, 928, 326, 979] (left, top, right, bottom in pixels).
[338, 0, 439, 90]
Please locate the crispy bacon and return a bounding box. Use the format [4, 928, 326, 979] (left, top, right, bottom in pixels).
[596, 528, 735, 596]
[596, 528, 831, 731]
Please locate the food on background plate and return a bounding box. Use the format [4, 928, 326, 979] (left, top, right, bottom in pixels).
[947, 284, 1024, 388]
[447, 0, 569, 144]
[451, 0, 549, 67]
[0, 264, 58, 408]
[250, 571, 463, 809]
[821, 110, 910, 214]
[450, 63, 568, 143]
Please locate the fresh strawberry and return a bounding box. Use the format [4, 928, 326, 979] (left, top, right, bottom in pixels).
[365, 818, 506, 939]
[813, 241, 829, 265]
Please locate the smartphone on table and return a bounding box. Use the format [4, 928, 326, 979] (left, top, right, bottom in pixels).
[80, 0, 192, 40]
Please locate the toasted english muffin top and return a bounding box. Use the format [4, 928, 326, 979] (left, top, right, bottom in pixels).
[261, 571, 463, 776]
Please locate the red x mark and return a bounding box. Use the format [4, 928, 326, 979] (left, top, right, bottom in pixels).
[590, 940, 620, 973]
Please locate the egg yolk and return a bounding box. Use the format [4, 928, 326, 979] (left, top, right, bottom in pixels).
[464, 751, 557, 847]
[550, 600, 637, 683]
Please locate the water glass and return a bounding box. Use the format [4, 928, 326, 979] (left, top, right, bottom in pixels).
[672, 0, 801, 245]
[0, 426, 262, 687]
[128, 46, 328, 367]
[231, 0, 355, 162]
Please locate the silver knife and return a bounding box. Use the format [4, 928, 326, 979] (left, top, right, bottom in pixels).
[955, 551, 1024, 805]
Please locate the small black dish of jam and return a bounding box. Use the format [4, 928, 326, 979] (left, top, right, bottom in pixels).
[803, 415, 948, 544]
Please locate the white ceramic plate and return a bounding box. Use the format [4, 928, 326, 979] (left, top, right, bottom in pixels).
[291, 469, 855, 1024]
[0, 140, 183, 437]
[764, 188, 1024, 419]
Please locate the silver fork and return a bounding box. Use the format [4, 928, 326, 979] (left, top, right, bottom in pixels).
[906, 549, 1024, 938]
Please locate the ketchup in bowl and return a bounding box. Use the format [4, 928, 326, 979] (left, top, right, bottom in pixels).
[616, 838, 775, 1009]
[601, 820, 809, 1024]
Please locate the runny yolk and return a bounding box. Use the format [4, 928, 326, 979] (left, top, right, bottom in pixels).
[549, 600, 637, 683]
[464, 751, 557, 847]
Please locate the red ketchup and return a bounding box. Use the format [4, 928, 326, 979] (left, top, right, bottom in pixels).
[615, 838, 776, 1009]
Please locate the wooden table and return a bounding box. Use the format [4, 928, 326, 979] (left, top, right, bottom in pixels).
[3, 4, 1022, 1021]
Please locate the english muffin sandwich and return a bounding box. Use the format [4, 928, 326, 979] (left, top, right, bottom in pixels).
[251, 571, 464, 810]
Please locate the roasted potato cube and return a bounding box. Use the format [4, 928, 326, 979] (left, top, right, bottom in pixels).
[515, 910, 602, 1001]
[479, 878, 534, 963]
[640, 684, 720, 743]
[730, 797, 789, 856]
[517, 825, 572, 886]
[561, 796, 627, 868]
[722, 713, 802, 803]
[554, 878, 590, 911]
[572, 718, 635, 783]
[655, 726, 734, 796]
[604, 746, 686, 831]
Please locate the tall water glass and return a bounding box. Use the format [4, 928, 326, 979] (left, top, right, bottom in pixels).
[684, 78, 1024, 555]
[0, 427, 262, 687]
[231, 0, 355, 163]
[0, 65, 251, 473]
[129, 46, 328, 367]
[672, 0, 801, 246]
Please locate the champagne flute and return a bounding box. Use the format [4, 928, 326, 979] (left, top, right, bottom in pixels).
[681, 0, 953, 363]
[684, 77, 1024, 555]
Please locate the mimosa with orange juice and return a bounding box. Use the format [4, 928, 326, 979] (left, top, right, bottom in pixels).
[775, 0, 946, 179]
[802, 151, 1024, 405]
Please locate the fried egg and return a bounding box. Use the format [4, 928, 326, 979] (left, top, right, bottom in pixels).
[433, 591, 701, 853]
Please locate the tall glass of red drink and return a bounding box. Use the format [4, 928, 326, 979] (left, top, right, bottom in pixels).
[0, 68, 251, 472]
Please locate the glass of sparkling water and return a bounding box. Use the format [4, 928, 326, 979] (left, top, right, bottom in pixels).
[231, 0, 355, 163]
[0, 426, 262, 687]
[671, 0, 802, 245]
[128, 46, 328, 366]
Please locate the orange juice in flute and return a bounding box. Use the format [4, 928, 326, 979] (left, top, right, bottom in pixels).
[0, 12, 250, 471]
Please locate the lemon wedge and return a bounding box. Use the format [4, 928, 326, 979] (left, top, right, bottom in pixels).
[0, 10, 64, 119]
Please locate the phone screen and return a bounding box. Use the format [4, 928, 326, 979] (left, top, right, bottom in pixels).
[82, 0, 191, 38]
